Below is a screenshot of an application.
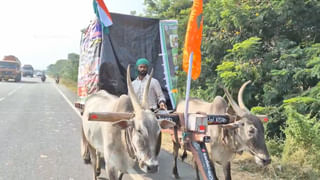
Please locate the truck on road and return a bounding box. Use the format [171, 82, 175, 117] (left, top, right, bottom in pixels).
[22, 64, 34, 77]
[0, 55, 22, 82]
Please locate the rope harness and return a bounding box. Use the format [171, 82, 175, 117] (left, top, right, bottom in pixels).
[125, 126, 137, 160]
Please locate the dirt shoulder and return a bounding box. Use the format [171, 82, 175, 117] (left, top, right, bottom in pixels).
[161, 133, 267, 180]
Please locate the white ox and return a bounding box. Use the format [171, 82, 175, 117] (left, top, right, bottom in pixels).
[175, 81, 271, 180]
[81, 66, 175, 180]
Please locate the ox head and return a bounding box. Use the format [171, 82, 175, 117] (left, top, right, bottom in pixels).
[112, 66, 175, 173]
[223, 81, 271, 166]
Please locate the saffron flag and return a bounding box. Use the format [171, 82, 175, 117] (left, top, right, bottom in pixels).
[93, 0, 113, 29]
[182, 0, 203, 80]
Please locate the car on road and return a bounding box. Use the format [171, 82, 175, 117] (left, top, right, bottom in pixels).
[36, 71, 42, 77]
[22, 64, 34, 77]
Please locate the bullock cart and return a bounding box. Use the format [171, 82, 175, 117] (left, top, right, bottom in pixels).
[75, 12, 235, 180]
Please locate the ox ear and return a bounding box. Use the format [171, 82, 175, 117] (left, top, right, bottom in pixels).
[227, 114, 238, 123]
[112, 120, 133, 129]
[227, 105, 236, 115]
[158, 120, 176, 129]
[256, 115, 269, 123]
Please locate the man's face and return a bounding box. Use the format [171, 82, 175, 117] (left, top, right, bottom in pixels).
[138, 64, 148, 77]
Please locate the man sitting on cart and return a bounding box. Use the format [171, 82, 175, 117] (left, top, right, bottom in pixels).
[132, 58, 167, 111]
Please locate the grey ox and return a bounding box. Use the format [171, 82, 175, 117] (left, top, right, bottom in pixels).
[81, 66, 175, 180]
[175, 81, 271, 180]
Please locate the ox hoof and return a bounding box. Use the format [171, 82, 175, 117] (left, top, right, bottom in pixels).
[172, 174, 180, 179]
[82, 151, 91, 164]
[181, 153, 187, 162]
[84, 158, 91, 164]
[83, 156, 91, 164]
[95, 169, 101, 176]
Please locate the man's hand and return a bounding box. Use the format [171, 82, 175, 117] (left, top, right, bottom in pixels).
[159, 102, 167, 110]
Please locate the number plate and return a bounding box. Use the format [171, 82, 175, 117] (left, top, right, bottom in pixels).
[156, 114, 180, 125]
[207, 115, 229, 125]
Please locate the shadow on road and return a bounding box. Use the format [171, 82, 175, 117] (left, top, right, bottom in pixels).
[98, 178, 107, 180]
[0, 79, 42, 84]
[18, 80, 40, 84]
[0, 80, 37, 84]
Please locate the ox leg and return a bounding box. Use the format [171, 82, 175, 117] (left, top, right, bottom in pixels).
[181, 149, 187, 162]
[95, 152, 101, 176]
[172, 141, 180, 179]
[106, 167, 117, 180]
[172, 126, 180, 179]
[118, 172, 124, 180]
[88, 145, 100, 180]
[223, 162, 231, 180]
[81, 126, 91, 164]
[194, 161, 200, 180]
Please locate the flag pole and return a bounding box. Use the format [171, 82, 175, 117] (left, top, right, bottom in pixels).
[184, 52, 193, 131]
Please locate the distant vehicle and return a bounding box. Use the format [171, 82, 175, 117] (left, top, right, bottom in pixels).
[41, 74, 46, 82]
[55, 75, 59, 84]
[36, 71, 42, 77]
[22, 64, 34, 77]
[0, 55, 21, 82]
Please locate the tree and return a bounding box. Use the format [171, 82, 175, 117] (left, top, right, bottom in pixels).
[143, 1, 320, 171]
[47, 53, 79, 82]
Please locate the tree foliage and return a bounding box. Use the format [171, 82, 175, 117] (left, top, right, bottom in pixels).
[144, 0, 320, 172]
[47, 53, 79, 82]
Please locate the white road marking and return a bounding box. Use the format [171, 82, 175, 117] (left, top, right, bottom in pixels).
[0, 85, 23, 102]
[7, 86, 22, 96]
[54, 84, 146, 180]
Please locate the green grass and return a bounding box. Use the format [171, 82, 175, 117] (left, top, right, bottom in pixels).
[60, 78, 77, 94]
[233, 155, 319, 180]
[163, 132, 320, 179]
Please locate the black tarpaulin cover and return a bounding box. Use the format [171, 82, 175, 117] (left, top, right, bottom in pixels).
[98, 13, 170, 104]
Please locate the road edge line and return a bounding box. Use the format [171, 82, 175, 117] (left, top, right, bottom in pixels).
[54, 84, 82, 118]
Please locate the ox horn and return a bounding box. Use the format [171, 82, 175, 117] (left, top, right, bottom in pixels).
[238, 80, 251, 113]
[127, 65, 142, 111]
[141, 68, 154, 109]
[223, 86, 246, 117]
[221, 120, 244, 129]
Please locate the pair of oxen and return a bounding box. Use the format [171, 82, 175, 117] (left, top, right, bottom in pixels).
[81, 66, 271, 180]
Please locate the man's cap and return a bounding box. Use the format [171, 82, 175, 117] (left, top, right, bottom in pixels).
[136, 58, 150, 67]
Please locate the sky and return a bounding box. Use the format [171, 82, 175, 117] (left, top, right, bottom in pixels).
[0, 0, 145, 70]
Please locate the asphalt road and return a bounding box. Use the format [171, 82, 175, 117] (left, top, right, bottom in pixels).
[0, 77, 198, 180]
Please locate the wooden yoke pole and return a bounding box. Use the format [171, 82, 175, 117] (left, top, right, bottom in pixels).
[88, 112, 133, 122]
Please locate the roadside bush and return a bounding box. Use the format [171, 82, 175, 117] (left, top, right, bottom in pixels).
[282, 106, 320, 172]
[266, 138, 284, 158]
